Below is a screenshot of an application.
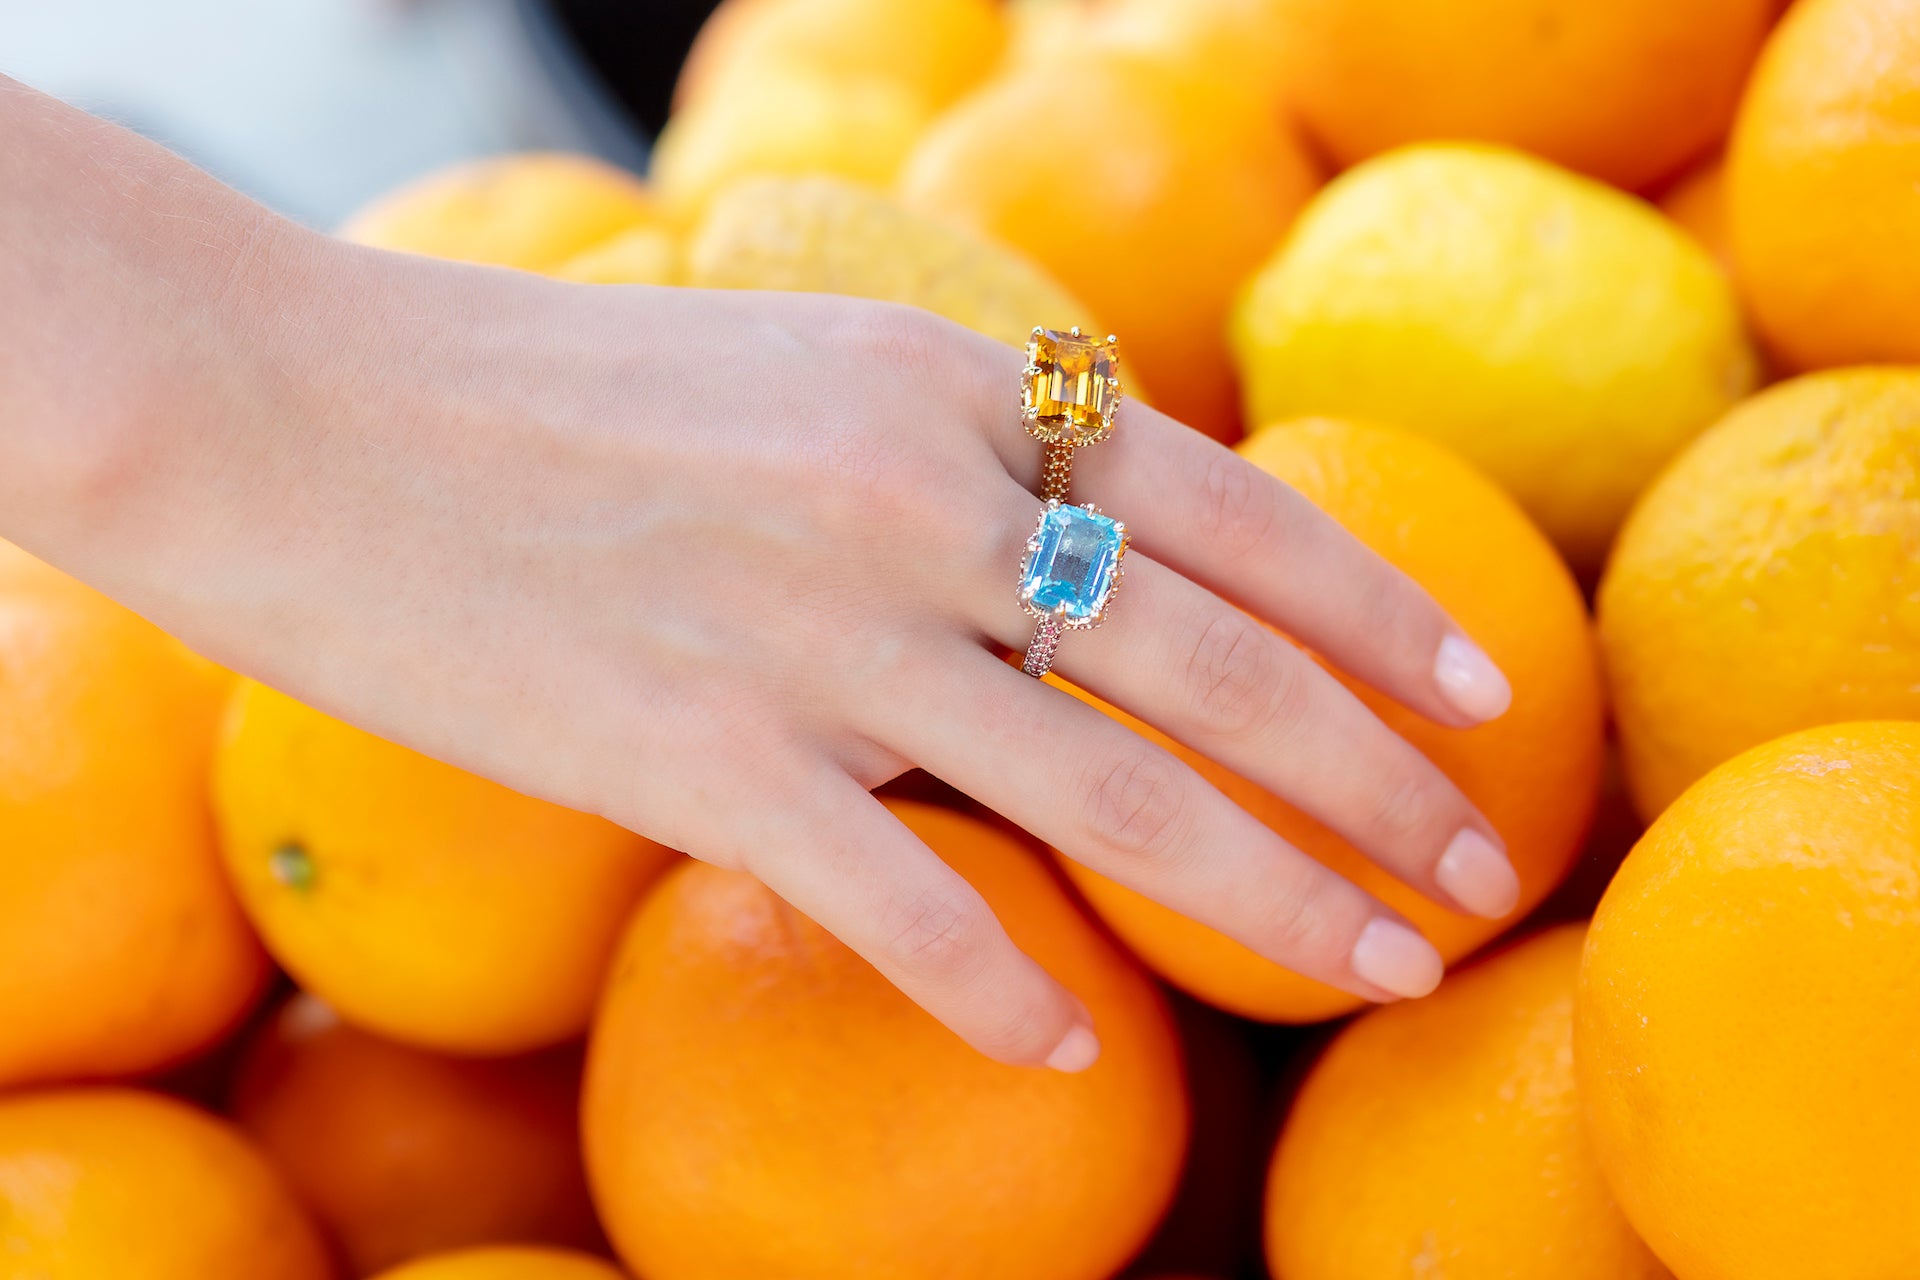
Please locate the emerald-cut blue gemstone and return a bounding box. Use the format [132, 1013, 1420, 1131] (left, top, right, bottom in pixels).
[1020, 505, 1123, 622]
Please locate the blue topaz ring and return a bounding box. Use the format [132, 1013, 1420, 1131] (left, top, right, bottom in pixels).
[1018, 499, 1129, 678]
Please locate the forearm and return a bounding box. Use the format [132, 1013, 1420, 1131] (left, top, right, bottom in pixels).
[0, 75, 320, 571]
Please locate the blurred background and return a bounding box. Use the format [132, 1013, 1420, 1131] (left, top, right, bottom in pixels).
[0, 0, 706, 227]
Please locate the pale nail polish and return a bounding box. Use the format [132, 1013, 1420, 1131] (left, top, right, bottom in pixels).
[1435, 828, 1521, 918]
[1349, 918, 1445, 1000]
[1044, 1023, 1102, 1073]
[1434, 633, 1513, 722]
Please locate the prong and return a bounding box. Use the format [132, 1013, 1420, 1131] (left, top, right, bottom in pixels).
[1106, 334, 1118, 344]
[1031, 325, 1044, 337]
[1025, 364, 1042, 375]
[1069, 325, 1082, 337]
[1046, 497, 1062, 511]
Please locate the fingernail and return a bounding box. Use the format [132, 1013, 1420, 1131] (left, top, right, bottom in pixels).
[1434, 827, 1521, 918]
[1349, 918, 1444, 1000]
[1433, 633, 1512, 722]
[1044, 1022, 1102, 1073]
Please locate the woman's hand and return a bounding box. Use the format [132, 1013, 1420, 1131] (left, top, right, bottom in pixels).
[37, 205, 1516, 1071]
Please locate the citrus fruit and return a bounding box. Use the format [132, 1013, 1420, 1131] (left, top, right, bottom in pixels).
[553, 225, 681, 286]
[898, 55, 1320, 440]
[583, 799, 1187, 1280]
[1659, 153, 1733, 272]
[684, 175, 1099, 349]
[1727, 0, 1920, 370]
[0, 1088, 333, 1279]
[371, 1248, 627, 1280]
[651, 71, 933, 218]
[1057, 418, 1604, 1022]
[1598, 367, 1920, 820]
[213, 680, 679, 1054]
[0, 564, 264, 1087]
[1231, 143, 1759, 571]
[1269, 0, 1774, 190]
[341, 154, 656, 272]
[673, 0, 1003, 116]
[231, 995, 604, 1275]
[1268, 925, 1666, 1279]
[1005, 0, 1295, 104]
[1577, 722, 1920, 1280]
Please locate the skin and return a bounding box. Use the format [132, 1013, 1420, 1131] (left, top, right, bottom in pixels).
[0, 76, 1518, 1070]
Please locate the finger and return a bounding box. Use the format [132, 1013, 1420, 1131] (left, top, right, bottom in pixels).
[948, 332, 1511, 727]
[976, 534, 1518, 920]
[864, 644, 1447, 1003]
[718, 757, 1099, 1071]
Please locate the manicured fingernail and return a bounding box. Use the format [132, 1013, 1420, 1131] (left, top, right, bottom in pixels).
[1350, 918, 1444, 1000]
[1044, 1022, 1102, 1073]
[1434, 827, 1521, 918]
[1434, 633, 1512, 722]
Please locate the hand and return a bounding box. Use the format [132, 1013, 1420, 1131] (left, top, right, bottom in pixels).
[68, 227, 1516, 1071]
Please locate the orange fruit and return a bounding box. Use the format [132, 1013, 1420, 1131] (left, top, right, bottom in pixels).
[673, 0, 1004, 116]
[1005, 0, 1296, 103]
[341, 154, 656, 272]
[0, 562, 264, 1087]
[651, 71, 935, 218]
[1597, 367, 1920, 821]
[1728, 0, 1920, 370]
[1577, 722, 1920, 1280]
[1057, 418, 1604, 1022]
[1270, 0, 1775, 191]
[231, 995, 604, 1275]
[371, 1248, 627, 1280]
[0, 1087, 333, 1279]
[898, 56, 1319, 441]
[1659, 152, 1733, 272]
[583, 799, 1188, 1280]
[1268, 925, 1666, 1279]
[213, 680, 679, 1055]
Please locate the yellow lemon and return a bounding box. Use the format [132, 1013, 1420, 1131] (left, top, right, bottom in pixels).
[1232, 142, 1757, 571]
[683, 175, 1100, 349]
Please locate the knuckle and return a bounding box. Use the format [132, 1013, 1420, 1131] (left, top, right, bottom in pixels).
[1367, 769, 1445, 848]
[1254, 874, 1324, 964]
[1082, 749, 1193, 864]
[883, 886, 991, 981]
[1197, 450, 1279, 556]
[1355, 568, 1441, 665]
[1184, 611, 1297, 740]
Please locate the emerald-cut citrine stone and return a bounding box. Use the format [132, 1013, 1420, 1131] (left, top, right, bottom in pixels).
[1020, 505, 1124, 622]
[1024, 328, 1118, 441]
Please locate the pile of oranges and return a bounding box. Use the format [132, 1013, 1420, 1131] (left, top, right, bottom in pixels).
[4, 1, 1919, 1278]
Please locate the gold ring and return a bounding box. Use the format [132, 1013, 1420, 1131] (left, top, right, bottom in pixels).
[1021, 326, 1121, 503]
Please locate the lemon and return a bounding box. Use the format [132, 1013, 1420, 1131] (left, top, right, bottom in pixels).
[684, 175, 1099, 348]
[1231, 142, 1757, 571]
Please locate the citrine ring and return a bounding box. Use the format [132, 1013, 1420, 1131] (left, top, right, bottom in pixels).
[1018, 499, 1129, 679]
[1021, 326, 1121, 503]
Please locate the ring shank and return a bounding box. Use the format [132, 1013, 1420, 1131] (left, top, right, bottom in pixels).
[1023, 616, 1065, 678]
